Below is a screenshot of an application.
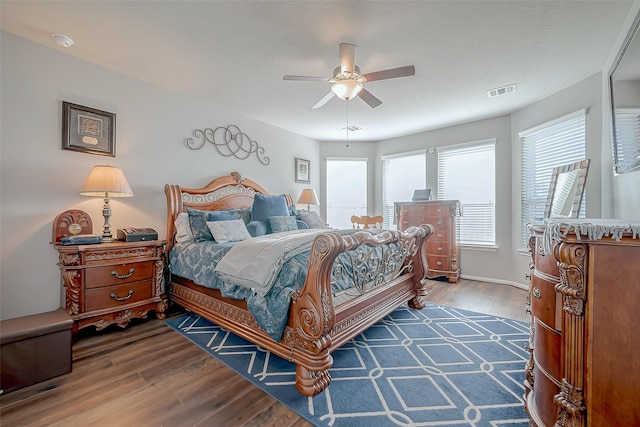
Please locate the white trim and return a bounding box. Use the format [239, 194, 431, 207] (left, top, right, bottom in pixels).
[518, 108, 586, 138]
[460, 274, 529, 291]
[381, 148, 426, 160]
[325, 156, 369, 162]
[436, 138, 496, 153]
[460, 244, 499, 252]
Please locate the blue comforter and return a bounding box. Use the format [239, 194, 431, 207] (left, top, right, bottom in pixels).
[169, 229, 393, 341]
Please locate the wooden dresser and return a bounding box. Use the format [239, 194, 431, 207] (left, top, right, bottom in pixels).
[55, 240, 168, 332]
[394, 200, 460, 283]
[526, 221, 640, 427]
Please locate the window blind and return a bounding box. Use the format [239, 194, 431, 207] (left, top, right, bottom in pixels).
[437, 139, 496, 246]
[381, 151, 426, 228]
[519, 110, 586, 248]
[612, 108, 640, 174]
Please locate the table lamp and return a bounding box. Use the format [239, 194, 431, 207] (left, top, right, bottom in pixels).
[80, 165, 133, 242]
[297, 188, 319, 211]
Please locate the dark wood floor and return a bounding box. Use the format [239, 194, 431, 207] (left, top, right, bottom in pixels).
[0, 279, 528, 426]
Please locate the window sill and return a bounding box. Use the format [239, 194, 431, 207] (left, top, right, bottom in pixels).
[460, 244, 499, 252]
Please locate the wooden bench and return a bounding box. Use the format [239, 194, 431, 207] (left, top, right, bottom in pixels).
[1, 308, 73, 394]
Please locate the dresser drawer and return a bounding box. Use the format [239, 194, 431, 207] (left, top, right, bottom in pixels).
[530, 274, 561, 330]
[427, 241, 450, 255]
[427, 255, 450, 271]
[402, 216, 449, 229]
[533, 318, 562, 381]
[429, 228, 450, 243]
[85, 261, 154, 289]
[85, 280, 153, 311]
[403, 204, 450, 217]
[532, 363, 561, 427]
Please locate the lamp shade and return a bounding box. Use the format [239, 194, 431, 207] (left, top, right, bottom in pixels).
[80, 165, 134, 197]
[331, 79, 363, 100]
[297, 188, 319, 207]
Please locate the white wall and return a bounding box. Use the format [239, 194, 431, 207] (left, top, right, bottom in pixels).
[0, 32, 319, 320]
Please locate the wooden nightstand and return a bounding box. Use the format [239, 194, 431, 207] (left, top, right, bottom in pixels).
[54, 239, 168, 333]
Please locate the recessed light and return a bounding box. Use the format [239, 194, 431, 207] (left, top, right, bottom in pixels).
[53, 34, 74, 48]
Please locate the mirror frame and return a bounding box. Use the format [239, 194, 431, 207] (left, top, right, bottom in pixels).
[544, 159, 590, 219]
[609, 11, 640, 174]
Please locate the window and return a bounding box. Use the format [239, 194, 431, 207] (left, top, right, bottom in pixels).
[520, 110, 586, 248]
[382, 150, 426, 228]
[326, 158, 367, 229]
[437, 139, 496, 246]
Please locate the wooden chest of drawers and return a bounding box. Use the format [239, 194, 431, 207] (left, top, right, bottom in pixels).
[394, 200, 460, 283]
[55, 240, 168, 332]
[526, 222, 640, 427]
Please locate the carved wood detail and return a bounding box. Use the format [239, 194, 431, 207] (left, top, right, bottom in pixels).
[553, 242, 587, 427]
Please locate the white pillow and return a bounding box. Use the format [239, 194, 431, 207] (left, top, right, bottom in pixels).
[206, 219, 252, 243]
[175, 212, 194, 242]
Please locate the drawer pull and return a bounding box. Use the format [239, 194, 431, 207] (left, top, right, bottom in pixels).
[437, 246, 443, 251]
[437, 261, 443, 266]
[110, 290, 134, 301]
[533, 288, 542, 299]
[112, 268, 135, 279]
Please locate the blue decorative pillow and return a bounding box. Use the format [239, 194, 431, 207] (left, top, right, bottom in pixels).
[216, 208, 252, 225]
[298, 210, 329, 229]
[269, 215, 298, 233]
[187, 208, 214, 242]
[247, 220, 268, 237]
[209, 212, 238, 222]
[251, 194, 289, 233]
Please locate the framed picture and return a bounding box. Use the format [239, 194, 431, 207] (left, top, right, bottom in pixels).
[295, 158, 310, 183]
[62, 101, 116, 157]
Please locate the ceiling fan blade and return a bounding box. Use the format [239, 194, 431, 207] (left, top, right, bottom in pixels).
[362, 65, 415, 82]
[340, 43, 357, 74]
[358, 88, 382, 108]
[283, 75, 330, 82]
[311, 91, 336, 109]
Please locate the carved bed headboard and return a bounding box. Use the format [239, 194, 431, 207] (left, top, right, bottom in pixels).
[164, 171, 294, 252]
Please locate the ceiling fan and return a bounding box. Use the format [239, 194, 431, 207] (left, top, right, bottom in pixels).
[283, 43, 415, 109]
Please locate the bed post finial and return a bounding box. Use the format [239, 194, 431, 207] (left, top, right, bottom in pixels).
[231, 171, 245, 184]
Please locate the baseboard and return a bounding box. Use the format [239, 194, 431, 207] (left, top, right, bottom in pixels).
[460, 274, 528, 290]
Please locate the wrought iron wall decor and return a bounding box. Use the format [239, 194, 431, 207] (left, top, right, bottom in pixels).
[185, 124, 270, 165]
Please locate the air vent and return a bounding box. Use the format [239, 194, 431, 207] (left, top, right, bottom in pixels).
[341, 125, 362, 132]
[487, 84, 517, 98]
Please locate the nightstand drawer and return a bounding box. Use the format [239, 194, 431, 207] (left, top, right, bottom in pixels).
[427, 255, 450, 271]
[86, 261, 154, 289]
[85, 281, 153, 311]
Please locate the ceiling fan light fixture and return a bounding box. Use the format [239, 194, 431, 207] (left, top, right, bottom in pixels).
[331, 79, 363, 100]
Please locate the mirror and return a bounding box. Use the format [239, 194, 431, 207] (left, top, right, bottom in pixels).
[609, 11, 640, 174]
[544, 159, 590, 219]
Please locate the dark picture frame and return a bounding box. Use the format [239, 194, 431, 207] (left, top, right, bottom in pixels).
[295, 158, 310, 183]
[62, 101, 116, 157]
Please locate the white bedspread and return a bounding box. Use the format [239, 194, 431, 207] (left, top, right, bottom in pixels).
[214, 229, 326, 295]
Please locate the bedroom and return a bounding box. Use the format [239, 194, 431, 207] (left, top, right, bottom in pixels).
[1, 1, 639, 424]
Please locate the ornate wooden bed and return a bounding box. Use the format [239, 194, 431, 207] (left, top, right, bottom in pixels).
[164, 172, 434, 396]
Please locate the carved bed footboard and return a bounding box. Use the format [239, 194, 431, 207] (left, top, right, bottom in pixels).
[164, 172, 433, 396]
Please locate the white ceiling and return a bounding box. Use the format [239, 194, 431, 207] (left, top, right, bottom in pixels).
[0, 1, 634, 142]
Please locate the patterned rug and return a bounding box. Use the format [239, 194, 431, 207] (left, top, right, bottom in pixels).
[166, 303, 530, 426]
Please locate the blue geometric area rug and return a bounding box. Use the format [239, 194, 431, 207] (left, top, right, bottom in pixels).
[165, 303, 530, 427]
